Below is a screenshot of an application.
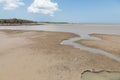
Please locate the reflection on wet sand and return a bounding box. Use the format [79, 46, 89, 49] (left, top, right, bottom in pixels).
[81, 70, 120, 80]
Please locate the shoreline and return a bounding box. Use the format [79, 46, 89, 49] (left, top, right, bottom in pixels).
[1, 23, 120, 27]
[0, 23, 44, 26]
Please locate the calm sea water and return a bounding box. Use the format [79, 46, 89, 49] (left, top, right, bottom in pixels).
[0, 24, 120, 35]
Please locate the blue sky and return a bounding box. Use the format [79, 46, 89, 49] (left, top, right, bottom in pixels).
[0, 0, 120, 23]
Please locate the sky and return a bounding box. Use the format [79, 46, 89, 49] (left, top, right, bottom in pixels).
[0, 0, 120, 23]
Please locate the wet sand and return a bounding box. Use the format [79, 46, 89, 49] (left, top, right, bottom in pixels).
[0, 30, 120, 80]
[81, 70, 120, 80]
[77, 34, 120, 56]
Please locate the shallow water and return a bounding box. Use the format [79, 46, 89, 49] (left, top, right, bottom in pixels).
[81, 71, 120, 80]
[0, 24, 120, 35]
[61, 35, 120, 62]
[0, 24, 120, 62]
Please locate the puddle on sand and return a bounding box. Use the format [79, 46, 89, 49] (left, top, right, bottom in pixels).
[81, 70, 120, 80]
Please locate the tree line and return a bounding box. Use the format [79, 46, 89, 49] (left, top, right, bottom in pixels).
[0, 18, 36, 24]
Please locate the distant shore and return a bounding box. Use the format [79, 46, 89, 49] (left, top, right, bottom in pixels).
[0, 18, 69, 26]
[0, 23, 44, 26]
[1, 23, 120, 27]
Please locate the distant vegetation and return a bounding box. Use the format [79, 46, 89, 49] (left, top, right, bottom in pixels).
[0, 18, 69, 26]
[0, 18, 37, 25]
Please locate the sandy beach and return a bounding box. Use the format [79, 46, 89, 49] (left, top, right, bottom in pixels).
[0, 30, 119, 80]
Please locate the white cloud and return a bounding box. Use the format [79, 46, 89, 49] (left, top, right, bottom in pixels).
[28, 0, 59, 16]
[0, 0, 24, 10]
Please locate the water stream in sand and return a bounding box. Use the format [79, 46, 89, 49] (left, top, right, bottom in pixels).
[61, 35, 120, 62]
[0, 24, 120, 62]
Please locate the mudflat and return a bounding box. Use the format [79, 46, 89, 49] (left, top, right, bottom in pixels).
[77, 34, 120, 56]
[0, 30, 120, 80]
